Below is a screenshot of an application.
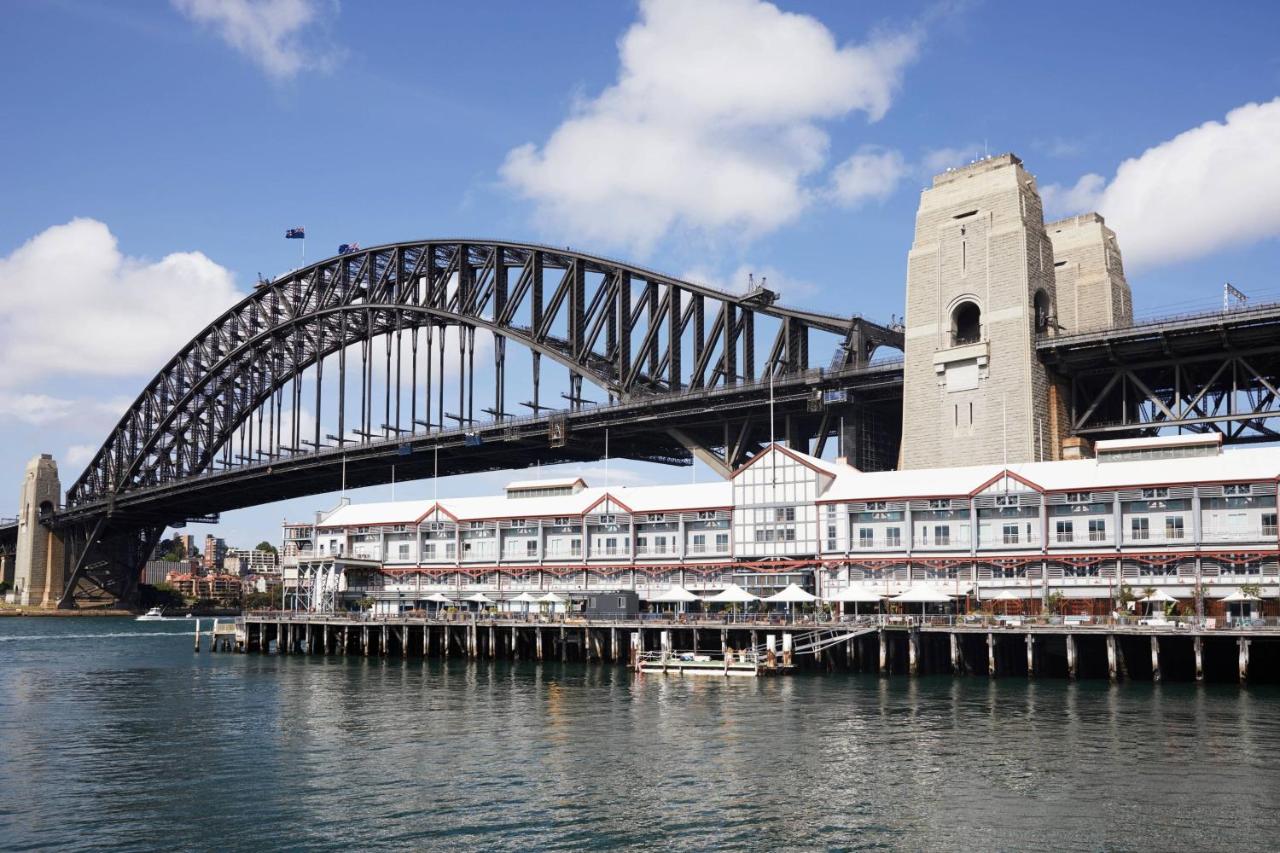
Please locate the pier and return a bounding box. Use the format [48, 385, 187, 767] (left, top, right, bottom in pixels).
[230, 612, 1280, 684]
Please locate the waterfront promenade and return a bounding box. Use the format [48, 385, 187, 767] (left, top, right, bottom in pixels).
[237, 610, 1280, 683]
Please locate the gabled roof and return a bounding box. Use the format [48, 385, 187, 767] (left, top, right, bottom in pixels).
[731, 443, 858, 480]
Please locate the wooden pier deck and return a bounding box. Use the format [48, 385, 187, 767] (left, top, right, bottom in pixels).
[221, 613, 1280, 684]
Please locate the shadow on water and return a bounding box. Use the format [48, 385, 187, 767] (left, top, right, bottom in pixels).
[1, 618, 1278, 852]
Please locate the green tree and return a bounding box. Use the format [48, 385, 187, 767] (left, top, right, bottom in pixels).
[255, 541, 279, 556]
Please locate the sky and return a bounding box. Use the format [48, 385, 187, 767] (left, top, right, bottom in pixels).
[2, 0, 1279, 550]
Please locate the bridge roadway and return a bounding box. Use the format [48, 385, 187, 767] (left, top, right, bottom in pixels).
[53, 360, 903, 529]
[237, 612, 1276, 682]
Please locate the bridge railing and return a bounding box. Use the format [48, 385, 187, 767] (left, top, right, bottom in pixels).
[1038, 298, 1280, 346]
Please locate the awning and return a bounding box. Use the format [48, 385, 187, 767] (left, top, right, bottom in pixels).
[763, 583, 817, 604]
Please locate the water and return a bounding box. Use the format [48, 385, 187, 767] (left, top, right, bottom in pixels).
[1, 618, 1278, 852]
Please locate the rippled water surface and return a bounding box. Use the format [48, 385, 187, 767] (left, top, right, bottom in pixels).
[1, 617, 1278, 852]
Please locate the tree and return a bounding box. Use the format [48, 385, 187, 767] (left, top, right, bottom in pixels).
[255, 541, 278, 556]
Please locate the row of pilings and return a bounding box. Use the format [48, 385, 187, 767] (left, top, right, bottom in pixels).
[231, 620, 1280, 684]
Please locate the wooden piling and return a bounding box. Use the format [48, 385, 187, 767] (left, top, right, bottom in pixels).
[987, 632, 996, 678]
[1239, 637, 1250, 684]
[1150, 636, 1161, 683]
[908, 630, 919, 676]
[1106, 634, 1118, 682]
[1025, 634, 1035, 677]
[1066, 633, 1077, 680]
[878, 631, 887, 674]
[193, 618, 201, 652]
[1194, 635, 1203, 682]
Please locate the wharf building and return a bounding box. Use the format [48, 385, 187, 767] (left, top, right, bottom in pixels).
[281, 434, 1279, 623]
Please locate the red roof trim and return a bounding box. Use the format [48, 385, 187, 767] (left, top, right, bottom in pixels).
[732, 443, 839, 480]
[970, 469, 1044, 496]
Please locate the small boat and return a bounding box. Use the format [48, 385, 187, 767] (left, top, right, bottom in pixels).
[136, 607, 165, 621]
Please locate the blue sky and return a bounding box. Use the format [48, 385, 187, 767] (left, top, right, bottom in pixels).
[2, 0, 1279, 549]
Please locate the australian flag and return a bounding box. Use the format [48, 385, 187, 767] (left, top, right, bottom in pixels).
[285, 227, 305, 239]
[338, 242, 360, 255]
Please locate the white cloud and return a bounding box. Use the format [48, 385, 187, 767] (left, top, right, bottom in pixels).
[172, 0, 337, 80]
[0, 218, 243, 388]
[0, 393, 75, 425]
[920, 145, 982, 175]
[65, 445, 97, 467]
[501, 0, 920, 252]
[1041, 97, 1280, 269]
[828, 147, 907, 207]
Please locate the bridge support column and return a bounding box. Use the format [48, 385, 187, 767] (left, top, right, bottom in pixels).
[878, 631, 887, 674]
[1106, 634, 1118, 682]
[1066, 634, 1077, 680]
[1239, 637, 1250, 685]
[1026, 634, 1035, 677]
[987, 632, 996, 678]
[1150, 636, 1161, 683]
[12, 455, 65, 608]
[908, 630, 920, 676]
[1194, 635, 1204, 682]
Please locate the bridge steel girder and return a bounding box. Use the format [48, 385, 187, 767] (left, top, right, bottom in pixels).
[53, 240, 903, 606]
[1037, 302, 1280, 443]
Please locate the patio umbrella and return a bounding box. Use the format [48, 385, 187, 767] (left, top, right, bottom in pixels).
[464, 592, 493, 613]
[538, 591, 566, 613]
[823, 585, 883, 617]
[708, 584, 759, 603]
[652, 585, 700, 614]
[763, 583, 817, 619]
[512, 591, 538, 615]
[1219, 590, 1261, 602]
[986, 589, 1019, 617]
[1138, 590, 1179, 603]
[891, 586, 952, 617]
[425, 592, 454, 614]
[709, 583, 758, 617]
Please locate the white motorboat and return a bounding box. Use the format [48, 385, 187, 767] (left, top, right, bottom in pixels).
[136, 607, 165, 621]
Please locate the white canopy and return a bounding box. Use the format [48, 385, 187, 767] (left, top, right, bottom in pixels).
[425, 592, 454, 604]
[1138, 590, 1179, 603]
[538, 592, 566, 604]
[824, 586, 884, 603]
[764, 583, 818, 604]
[891, 587, 953, 604]
[985, 590, 1021, 601]
[464, 592, 494, 604]
[1219, 590, 1261, 603]
[511, 592, 539, 603]
[709, 584, 759, 603]
[651, 586, 700, 603]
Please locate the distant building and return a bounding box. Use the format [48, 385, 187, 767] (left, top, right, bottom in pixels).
[165, 571, 241, 603]
[175, 533, 196, 559]
[224, 548, 278, 576]
[202, 536, 227, 571]
[142, 560, 186, 586]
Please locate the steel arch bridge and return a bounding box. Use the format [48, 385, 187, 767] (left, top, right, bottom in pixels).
[52, 239, 905, 606]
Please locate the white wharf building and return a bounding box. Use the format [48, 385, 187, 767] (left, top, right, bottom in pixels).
[283, 434, 1279, 618]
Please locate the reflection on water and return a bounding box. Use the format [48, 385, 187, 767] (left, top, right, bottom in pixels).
[0, 618, 1277, 852]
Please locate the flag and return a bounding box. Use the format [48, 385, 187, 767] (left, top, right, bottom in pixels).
[285, 227, 305, 239]
[338, 242, 360, 255]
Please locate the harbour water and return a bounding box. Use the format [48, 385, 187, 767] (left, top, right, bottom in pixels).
[1, 617, 1278, 852]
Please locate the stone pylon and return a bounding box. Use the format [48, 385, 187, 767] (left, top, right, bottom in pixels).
[13, 454, 64, 607]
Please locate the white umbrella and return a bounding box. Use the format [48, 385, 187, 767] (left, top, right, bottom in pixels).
[652, 586, 700, 603]
[892, 587, 953, 604]
[824, 587, 884, 604]
[709, 584, 759, 603]
[763, 583, 818, 603]
[465, 592, 494, 604]
[1219, 590, 1261, 602]
[511, 591, 538, 615]
[425, 592, 454, 604]
[538, 591, 566, 603]
[1138, 590, 1179, 603]
[986, 590, 1020, 601]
